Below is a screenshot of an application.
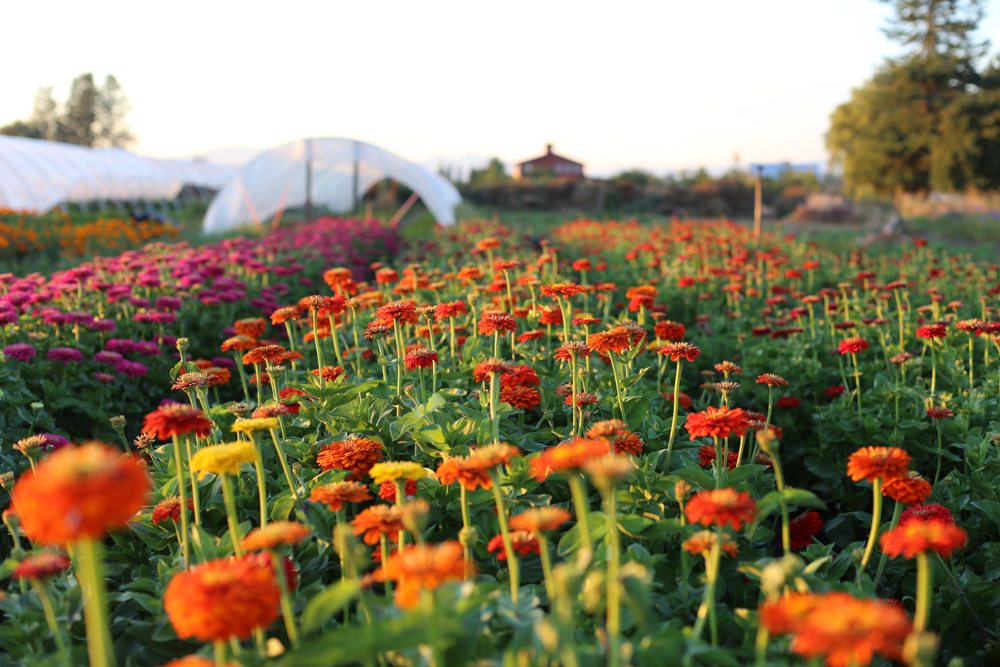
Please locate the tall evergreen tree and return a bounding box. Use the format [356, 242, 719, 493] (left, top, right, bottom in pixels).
[55, 73, 99, 146]
[95, 75, 134, 148]
[828, 0, 997, 196]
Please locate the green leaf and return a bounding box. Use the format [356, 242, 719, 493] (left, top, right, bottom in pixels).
[271, 492, 297, 521]
[300, 579, 361, 635]
[756, 488, 826, 520]
[557, 511, 608, 557]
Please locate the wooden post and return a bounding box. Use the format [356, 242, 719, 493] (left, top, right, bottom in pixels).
[753, 165, 763, 240]
[304, 139, 313, 222]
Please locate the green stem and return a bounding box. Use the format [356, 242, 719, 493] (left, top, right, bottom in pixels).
[604, 489, 621, 667]
[269, 428, 299, 500]
[221, 475, 243, 557]
[664, 360, 683, 470]
[691, 532, 721, 646]
[772, 451, 791, 556]
[934, 420, 944, 486]
[214, 641, 227, 667]
[490, 478, 519, 603]
[609, 354, 627, 422]
[311, 309, 326, 390]
[915, 552, 931, 632]
[170, 435, 191, 567]
[872, 500, 903, 589]
[537, 532, 555, 603]
[183, 437, 201, 526]
[459, 485, 474, 578]
[489, 372, 500, 445]
[251, 437, 268, 528]
[568, 474, 593, 562]
[856, 477, 883, 584]
[74, 539, 116, 667]
[31, 578, 70, 662]
[272, 551, 300, 647]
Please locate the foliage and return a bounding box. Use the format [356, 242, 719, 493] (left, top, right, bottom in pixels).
[828, 0, 1000, 196]
[0, 73, 134, 148]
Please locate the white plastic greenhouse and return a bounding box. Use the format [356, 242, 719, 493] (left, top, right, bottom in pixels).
[0, 135, 235, 212]
[202, 138, 461, 233]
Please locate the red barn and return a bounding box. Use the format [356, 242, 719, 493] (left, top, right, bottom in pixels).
[513, 144, 584, 181]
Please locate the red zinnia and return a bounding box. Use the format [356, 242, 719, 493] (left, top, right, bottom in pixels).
[143, 404, 213, 440]
[880, 517, 967, 558]
[684, 405, 751, 440]
[685, 488, 756, 529]
[837, 337, 869, 355]
[789, 511, 822, 550]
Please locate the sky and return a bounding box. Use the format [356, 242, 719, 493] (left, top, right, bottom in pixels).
[3, 0, 999, 176]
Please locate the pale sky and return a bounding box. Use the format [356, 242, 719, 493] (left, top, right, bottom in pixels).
[3, 0, 999, 175]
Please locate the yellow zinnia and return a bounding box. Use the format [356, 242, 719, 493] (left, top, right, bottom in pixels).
[190, 441, 257, 477]
[231, 417, 280, 435]
[369, 461, 426, 485]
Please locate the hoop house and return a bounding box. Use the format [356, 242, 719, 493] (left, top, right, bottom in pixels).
[202, 138, 461, 232]
[0, 136, 234, 212]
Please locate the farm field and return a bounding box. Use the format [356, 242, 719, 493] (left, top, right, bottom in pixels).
[2, 215, 999, 667]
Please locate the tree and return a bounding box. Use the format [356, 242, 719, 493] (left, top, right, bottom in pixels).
[0, 73, 134, 147]
[468, 158, 509, 187]
[882, 0, 986, 61]
[56, 73, 99, 146]
[827, 0, 997, 196]
[29, 87, 60, 140]
[95, 75, 134, 147]
[0, 119, 43, 139]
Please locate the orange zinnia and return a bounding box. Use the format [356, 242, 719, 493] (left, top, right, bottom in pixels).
[684, 488, 756, 529]
[374, 300, 419, 325]
[240, 521, 311, 552]
[529, 437, 611, 481]
[487, 530, 540, 560]
[378, 541, 467, 609]
[659, 341, 700, 362]
[759, 592, 823, 635]
[309, 480, 372, 511]
[478, 311, 518, 335]
[468, 443, 521, 468]
[847, 446, 910, 483]
[586, 420, 644, 456]
[882, 471, 932, 505]
[683, 530, 739, 557]
[436, 456, 493, 490]
[684, 405, 751, 440]
[163, 555, 280, 642]
[509, 506, 572, 533]
[587, 326, 634, 354]
[142, 404, 213, 440]
[316, 437, 384, 481]
[13, 442, 149, 546]
[880, 517, 967, 559]
[783, 592, 911, 667]
[352, 505, 403, 544]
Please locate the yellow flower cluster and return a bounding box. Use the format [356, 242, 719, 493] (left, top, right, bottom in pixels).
[369, 461, 426, 485]
[231, 418, 280, 435]
[190, 441, 257, 477]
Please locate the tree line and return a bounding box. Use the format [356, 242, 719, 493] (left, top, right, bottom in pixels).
[827, 0, 1000, 196]
[1, 73, 134, 148]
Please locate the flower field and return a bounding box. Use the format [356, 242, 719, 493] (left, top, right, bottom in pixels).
[2, 216, 999, 667]
[0, 209, 182, 267]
